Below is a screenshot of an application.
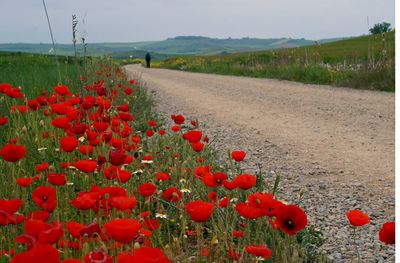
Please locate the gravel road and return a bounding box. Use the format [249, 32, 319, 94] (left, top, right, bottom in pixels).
[124, 64, 395, 262]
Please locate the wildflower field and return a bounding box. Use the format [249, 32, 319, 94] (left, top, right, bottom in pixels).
[0, 54, 395, 262]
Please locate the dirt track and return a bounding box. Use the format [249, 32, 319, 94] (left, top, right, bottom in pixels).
[124, 64, 395, 262]
[125, 64, 394, 186]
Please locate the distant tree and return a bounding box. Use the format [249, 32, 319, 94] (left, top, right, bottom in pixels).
[369, 22, 391, 35]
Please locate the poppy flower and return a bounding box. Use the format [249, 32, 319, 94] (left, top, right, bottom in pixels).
[117, 104, 129, 112]
[231, 150, 246, 162]
[156, 172, 170, 181]
[218, 196, 230, 208]
[10, 244, 60, 263]
[162, 187, 182, 202]
[171, 114, 185, 124]
[70, 192, 99, 211]
[0, 199, 24, 226]
[146, 130, 154, 137]
[32, 186, 57, 213]
[48, 173, 67, 186]
[276, 205, 307, 235]
[84, 249, 112, 263]
[183, 130, 202, 143]
[235, 203, 265, 219]
[203, 172, 227, 187]
[185, 201, 214, 222]
[109, 150, 127, 166]
[16, 175, 40, 187]
[74, 160, 97, 173]
[207, 192, 218, 202]
[79, 145, 94, 155]
[245, 245, 272, 259]
[346, 210, 370, 227]
[117, 247, 170, 263]
[52, 117, 70, 129]
[1, 144, 26, 162]
[232, 174, 256, 190]
[54, 85, 71, 96]
[379, 222, 395, 244]
[191, 142, 204, 152]
[0, 117, 8, 125]
[109, 196, 137, 211]
[138, 183, 157, 197]
[60, 137, 79, 152]
[35, 162, 49, 172]
[171, 125, 181, 132]
[104, 218, 141, 243]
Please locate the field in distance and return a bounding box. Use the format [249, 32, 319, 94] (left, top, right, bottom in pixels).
[158, 32, 395, 91]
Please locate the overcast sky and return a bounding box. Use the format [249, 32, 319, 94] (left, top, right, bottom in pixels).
[0, 0, 395, 43]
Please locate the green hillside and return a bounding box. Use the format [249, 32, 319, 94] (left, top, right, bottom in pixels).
[159, 32, 395, 91]
[0, 36, 341, 58]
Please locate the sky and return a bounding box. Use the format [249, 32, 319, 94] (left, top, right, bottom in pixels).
[0, 0, 395, 43]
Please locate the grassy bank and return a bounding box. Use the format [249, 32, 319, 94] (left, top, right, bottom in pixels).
[0, 52, 88, 97]
[159, 32, 395, 91]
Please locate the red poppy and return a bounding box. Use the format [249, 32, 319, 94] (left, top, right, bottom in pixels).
[235, 203, 265, 219]
[203, 172, 227, 187]
[32, 186, 57, 213]
[231, 150, 246, 162]
[245, 245, 272, 259]
[93, 122, 109, 132]
[70, 192, 99, 211]
[0, 117, 8, 125]
[218, 196, 230, 208]
[1, 144, 26, 162]
[156, 172, 171, 181]
[117, 247, 170, 263]
[51, 103, 70, 115]
[0, 199, 24, 226]
[60, 137, 79, 152]
[74, 160, 97, 173]
[79, 145, 94, 155]
[104, 218, 141, 243]
[162, 187, 182, 202]
[379, 222, 395, 244]
[16, 175, 40, 187]
[183, 130, 202, 143]
[232, 174, 256, 190]
[48, 173, 67, 186]
[117, 104, 129, 112]
[52, 117, 70, 129]
[10, 244, 60, 263]
[35, 162, 49, 172]
[84, 249, 112, 263]
[191, 142, 204, 152]
[207, 192, 218, 202]
[109, 150, 127, 166]
[146, 130, 154, 137]
[109, 196, 137, 211]
[276, 205, 308, 235]
[54, 85, 71, 96]
[185, 201, 214, 222]
[171, 125, 181, 132]
[118, 112, 134, 122]
[138, 183, 157, 197]
[171, 114, 185, 124]
[346, 210, 370, 227]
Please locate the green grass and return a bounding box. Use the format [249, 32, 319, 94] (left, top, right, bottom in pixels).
[159, 32, 395, 91]
[0, 52, 86, 97]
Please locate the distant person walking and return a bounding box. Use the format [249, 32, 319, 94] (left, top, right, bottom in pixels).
[145, 52, 151, 68]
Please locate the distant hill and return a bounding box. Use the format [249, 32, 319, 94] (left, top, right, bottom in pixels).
[0, 36, 346, 60]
